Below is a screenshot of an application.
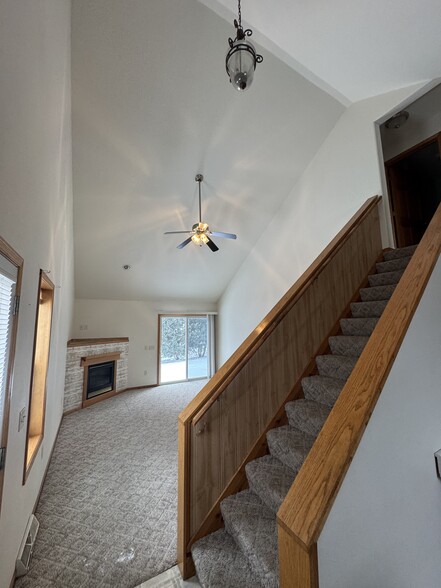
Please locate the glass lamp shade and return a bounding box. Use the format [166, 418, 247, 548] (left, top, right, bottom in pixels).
[226, 39, 257, 91]
[191, 232, 209, 246]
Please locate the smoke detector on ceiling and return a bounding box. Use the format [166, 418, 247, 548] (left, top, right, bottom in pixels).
[385, 111, 410, 130]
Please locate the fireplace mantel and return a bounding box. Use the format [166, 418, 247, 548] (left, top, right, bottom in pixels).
[80, 352, 121, 367]
[68, 337, 129, 348]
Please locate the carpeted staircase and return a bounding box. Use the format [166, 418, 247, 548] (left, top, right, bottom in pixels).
[191, 245, 417, 588]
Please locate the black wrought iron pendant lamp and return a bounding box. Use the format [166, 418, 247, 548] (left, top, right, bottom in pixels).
[226, 0, 263, 91]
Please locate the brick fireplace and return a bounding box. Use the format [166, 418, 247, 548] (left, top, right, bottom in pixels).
[63, 338, 129, 413]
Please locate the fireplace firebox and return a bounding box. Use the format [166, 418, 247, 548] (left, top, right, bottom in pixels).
[87, 361, 115, 399]
[80, 351, 122, 407]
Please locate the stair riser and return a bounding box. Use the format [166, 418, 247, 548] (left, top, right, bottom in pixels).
[316, 355, 357, 380]
[375, 256, 411, 273]
[266, 439, 308, 472]
[245, 457, 296, 514]
[350, 300, 388, 318]
[302, 376, 344, 406]
[192, 529, 265, 588]
[368, 269, 404, 287]
[329, 336, 368, 357]
[383, 245, 417, 261]
[285, 400, 330, 437]
[359, 284, 396, 301]
[221, 492, 279, 588]
[340, 318, 378, 336]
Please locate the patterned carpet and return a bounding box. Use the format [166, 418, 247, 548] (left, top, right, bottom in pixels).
[15, 380, 207, 588]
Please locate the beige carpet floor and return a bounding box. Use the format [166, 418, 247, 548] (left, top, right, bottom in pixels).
[15, 380, 207, 588]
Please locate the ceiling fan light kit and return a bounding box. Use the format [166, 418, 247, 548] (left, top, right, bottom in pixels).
[226, 0, 263, 92]
[164, 174, 237, 253]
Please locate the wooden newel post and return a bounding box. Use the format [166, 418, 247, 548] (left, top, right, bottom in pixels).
[278, 525, 318, 588]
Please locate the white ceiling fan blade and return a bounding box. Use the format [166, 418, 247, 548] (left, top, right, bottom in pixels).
[210, 231, 237, 239]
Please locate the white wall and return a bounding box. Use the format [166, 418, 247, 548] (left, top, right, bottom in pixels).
[0, 1, 73, 585]
[217, 84, 426, 366]
[72, 298, 217, 387]
[318, 254, 441, 588]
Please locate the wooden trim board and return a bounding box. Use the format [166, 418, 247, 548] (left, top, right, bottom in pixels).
[67, 337, 129, 347]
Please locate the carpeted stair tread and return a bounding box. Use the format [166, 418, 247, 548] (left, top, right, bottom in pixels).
[340, 317, 378, 336]
[375, 255, 412, 273]
[329, 335, 369, 357]
[383, 245, 417, 261]
[316, 354, 357, 380]
[267, 425, 315, 472]
[350, 299, 388, 318]
[221, 490, 278, 588]
[246, 455, 297, 513]
[301, 375, 346, 407]
[359, 284, 396, 301]
[368, 269, 404, 287]
[192, 528, 265, 588]
[285, 398, 331, 437]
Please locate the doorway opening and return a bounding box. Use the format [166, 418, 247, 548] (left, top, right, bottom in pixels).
[385, 134, 441, 248]
[159, 315, 213, 384]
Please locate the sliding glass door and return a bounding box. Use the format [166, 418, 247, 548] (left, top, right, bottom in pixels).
[159, 315, 210, 384]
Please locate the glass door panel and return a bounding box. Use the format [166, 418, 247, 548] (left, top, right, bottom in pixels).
[160, 316, 186, 383]
[188, 317, 208, 379]
[159, 315, 209, 384]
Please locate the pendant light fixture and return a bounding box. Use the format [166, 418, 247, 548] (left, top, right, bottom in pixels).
[226, 0, 263, 92]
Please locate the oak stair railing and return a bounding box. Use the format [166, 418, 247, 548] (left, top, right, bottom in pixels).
[178, 195, 385, 580]
[277, 199, 441, 587]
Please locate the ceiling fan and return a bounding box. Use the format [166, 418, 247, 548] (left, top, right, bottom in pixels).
[164, 174, 237, 252]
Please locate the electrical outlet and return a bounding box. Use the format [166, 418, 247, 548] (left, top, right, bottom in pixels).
[79, 324, 88, 331]
[148, 345, 155, 351]
[18, 407, 26, 432]
[144, 345, 147, 351]
[144, 370, 147, 376]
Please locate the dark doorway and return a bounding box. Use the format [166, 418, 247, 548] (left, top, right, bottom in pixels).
[385, 134, 441, 247]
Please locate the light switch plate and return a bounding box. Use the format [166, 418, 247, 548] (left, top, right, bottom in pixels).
[18, 407, 26, 432]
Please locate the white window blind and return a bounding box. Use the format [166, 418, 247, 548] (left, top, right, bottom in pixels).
[0, 256, 17, 432]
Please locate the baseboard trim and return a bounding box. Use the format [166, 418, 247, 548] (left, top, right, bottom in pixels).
[9, 414, 64, 588]
[9, 570, 15, 588]
[32, 414, 63, 514]
[124, 384, 158, 391]
[63, 405, 81, 416]
[63, 384, 158, 416]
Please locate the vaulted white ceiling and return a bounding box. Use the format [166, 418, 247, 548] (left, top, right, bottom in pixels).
[72, 0, 440, 302]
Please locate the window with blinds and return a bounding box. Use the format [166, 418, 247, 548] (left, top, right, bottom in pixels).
[0, 256, 17, 441]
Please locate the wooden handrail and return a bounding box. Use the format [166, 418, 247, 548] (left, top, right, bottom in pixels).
[179, 196, 381, 427]
[277, 201, 441, 567]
